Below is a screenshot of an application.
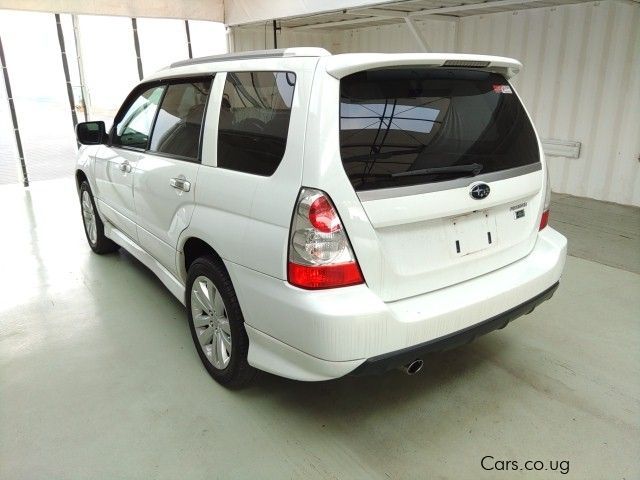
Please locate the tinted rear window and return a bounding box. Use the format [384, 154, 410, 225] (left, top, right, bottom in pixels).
[217, 71, 296, 176]
[339, 69, 540, 192]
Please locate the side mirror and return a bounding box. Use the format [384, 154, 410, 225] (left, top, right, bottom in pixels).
[76, 121, 106, 145]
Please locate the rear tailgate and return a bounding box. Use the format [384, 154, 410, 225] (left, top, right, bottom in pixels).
[359, 170, 542, 301]
[325, 54, 545, 302]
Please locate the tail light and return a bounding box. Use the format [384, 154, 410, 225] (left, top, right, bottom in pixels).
[540, 166, 551, 230]
[539, 210, 550, 230]
[288, 188, 364, 289]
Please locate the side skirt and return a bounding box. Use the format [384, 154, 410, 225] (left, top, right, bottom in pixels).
[103, 222, 186, 306]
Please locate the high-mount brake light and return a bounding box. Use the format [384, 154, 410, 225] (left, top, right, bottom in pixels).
[288, 188, 364, 289]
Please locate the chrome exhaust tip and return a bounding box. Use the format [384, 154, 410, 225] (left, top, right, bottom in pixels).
[401, 359, 424, 376]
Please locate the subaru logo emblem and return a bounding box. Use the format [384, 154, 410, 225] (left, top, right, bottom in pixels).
[470, 183, 490, 200]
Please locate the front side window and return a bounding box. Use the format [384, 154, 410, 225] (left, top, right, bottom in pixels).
[113, 85, 164, 149]
[217, 71, 296, 176]
[340, 69, 540, 192]
[149, 79, 212, 161]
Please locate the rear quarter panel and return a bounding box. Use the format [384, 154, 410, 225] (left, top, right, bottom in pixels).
[301, 61, 385, 294]
[176, 57, 318, 286]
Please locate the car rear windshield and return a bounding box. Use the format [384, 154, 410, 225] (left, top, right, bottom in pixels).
[339, 68, 540, 192]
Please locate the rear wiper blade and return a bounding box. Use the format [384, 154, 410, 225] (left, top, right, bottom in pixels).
[391, 163, 483, 178]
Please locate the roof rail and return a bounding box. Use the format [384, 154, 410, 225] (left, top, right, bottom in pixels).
[169, 47, 331, 69]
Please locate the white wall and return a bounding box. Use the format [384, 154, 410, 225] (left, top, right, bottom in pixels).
[188, 20, 229, 58]
[231, 0, 640, 206]
[230, 25, 340, 53]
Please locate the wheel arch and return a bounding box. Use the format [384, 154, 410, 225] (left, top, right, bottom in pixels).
[179, 234, 249, 319]
[179, 236, 229, 284]
[75, 169, 88, 193]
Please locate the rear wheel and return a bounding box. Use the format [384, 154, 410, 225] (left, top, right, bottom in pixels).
[79, 181, 119, 254]
[186, 256, 255, 388]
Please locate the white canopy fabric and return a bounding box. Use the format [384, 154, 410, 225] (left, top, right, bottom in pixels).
[0, 0, 224, 22]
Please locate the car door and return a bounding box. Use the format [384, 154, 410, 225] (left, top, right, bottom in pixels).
[93, 84, 165, 241]
[134, 77, 212, 275]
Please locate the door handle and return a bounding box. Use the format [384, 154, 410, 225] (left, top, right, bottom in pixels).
[119, 161, 131, 173]
[170, 176, 191, 192]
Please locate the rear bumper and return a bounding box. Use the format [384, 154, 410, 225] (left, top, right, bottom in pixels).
[227, 227, 567, 381]
[351, 281, 559, 375]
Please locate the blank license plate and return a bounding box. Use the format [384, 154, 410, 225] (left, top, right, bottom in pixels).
[450, 211, 496, 256]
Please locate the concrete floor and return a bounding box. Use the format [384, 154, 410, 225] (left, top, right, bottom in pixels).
[551, 194, 640, 274]
[1, 179, 639, 480]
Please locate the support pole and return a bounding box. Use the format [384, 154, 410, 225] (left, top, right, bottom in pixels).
[0, 33, 28, 186]
[55, 13, 79, 134]
[403, 17, 431, 52]
[72, 14, 88, 122]
[132, 18, 143, 80]
[185, 20, 193, 59]
[272, 20, 278, 49]
[226, 26, 233, 54]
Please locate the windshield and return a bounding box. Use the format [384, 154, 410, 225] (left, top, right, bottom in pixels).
[339, 68, 540, 192]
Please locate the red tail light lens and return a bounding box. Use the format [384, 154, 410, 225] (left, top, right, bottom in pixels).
[288, 188, 364, 289]
[308, 196, 340, 233]
[539, 210, 550, 230]
[540, 166, 551, 230]
[288, 262, 363, 290]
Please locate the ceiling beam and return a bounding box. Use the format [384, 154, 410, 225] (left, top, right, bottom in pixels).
[290, 0, 546, 30]
[349, 8, 459, 22]
[347, 8, 410, 18]
[288, 15, 396, 30]
[407, 0, 543, 17]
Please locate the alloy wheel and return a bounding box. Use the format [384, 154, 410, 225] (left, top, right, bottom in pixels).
[190, 276, 232, 369]
[81, 190, 97, 245]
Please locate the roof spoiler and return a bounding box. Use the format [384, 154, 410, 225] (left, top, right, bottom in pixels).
[324, 53, 522, 79]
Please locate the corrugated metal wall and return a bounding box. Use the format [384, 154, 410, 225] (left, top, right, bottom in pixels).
[231, 0, 640, 205]
[339, 18, 457, 53]
[457, 1, 640, 206]
[230, 18, 455, 53]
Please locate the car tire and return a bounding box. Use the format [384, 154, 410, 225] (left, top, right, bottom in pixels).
[79, 180, 119, 254]
[186, 256, 256, 388]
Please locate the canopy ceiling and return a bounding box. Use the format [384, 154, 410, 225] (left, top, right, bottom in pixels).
[227, 0, 607, 28]
[0, 0, 224, 22]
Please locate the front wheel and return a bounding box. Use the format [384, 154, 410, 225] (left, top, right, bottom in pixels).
[79, 181, 119, 254]
[186, 256, 255, 388]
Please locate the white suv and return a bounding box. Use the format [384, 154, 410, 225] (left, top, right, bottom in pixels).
[75, 48, 567, 387]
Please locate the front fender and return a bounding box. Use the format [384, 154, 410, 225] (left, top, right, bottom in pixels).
[75, 145, 100, 193]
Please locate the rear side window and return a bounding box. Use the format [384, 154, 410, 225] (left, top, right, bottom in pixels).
[113, 86, 164, 149]
[217, 71, 296, 176]
[149, 79, 212, 161]
[339, 69, 540, 192]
